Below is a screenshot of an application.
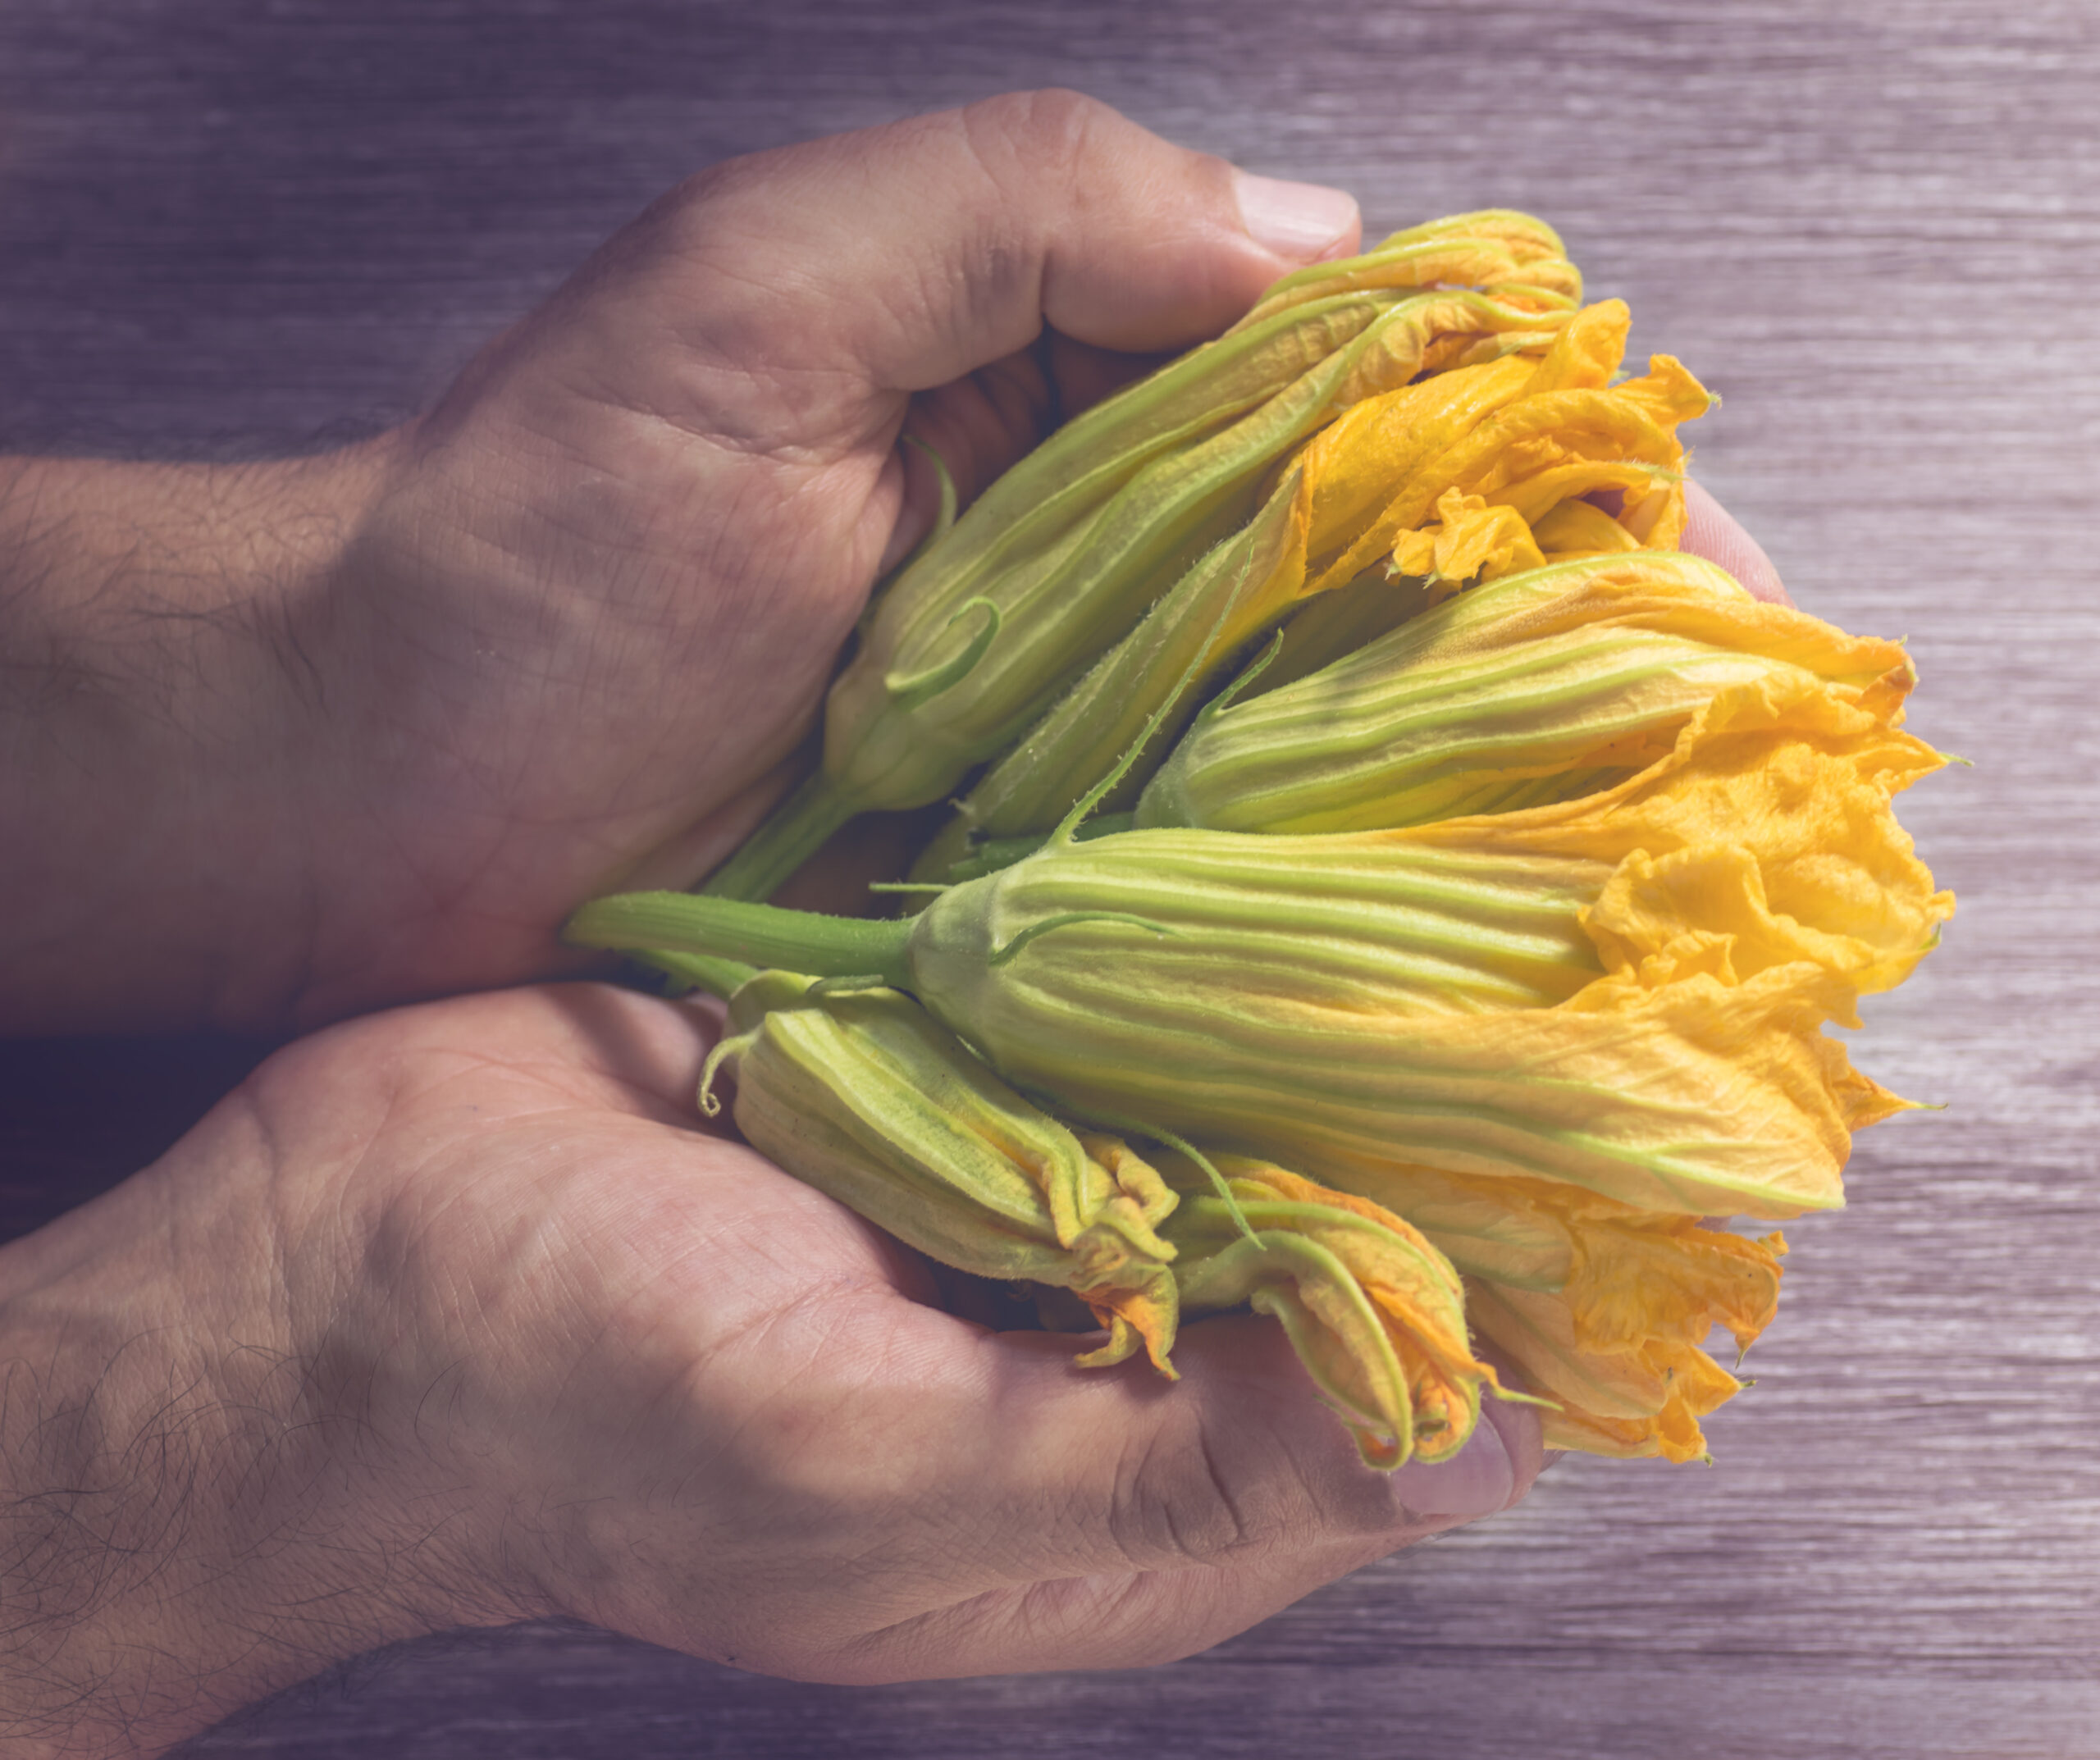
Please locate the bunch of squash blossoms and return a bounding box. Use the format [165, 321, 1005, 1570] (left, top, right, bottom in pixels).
[569, 212, 1952, 1470]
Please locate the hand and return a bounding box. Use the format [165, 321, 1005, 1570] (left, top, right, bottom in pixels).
[0, 981, 1541, 1756]
[0, 93, 1366, 1033]
[0, 90, 1786, 1036]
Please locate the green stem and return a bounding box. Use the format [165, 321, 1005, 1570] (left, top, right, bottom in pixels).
[565, 891, 913, 988]
[701, 771, 858, 903]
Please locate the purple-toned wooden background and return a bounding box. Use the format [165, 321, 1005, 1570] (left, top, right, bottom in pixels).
[3, 2, 2097, 1755]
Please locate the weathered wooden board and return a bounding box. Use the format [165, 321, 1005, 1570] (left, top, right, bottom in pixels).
[2, 1, 2095, 1755]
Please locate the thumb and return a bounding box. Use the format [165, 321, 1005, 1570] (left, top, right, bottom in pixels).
[797, 1315, 1541, 1683]
[1682, 478, 1792, 606]
[635, 89, 1361, 402]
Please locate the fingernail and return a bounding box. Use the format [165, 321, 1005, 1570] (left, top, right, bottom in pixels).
[1232, 170, 1360, 262]
[1383, 1414, 1515, 1518]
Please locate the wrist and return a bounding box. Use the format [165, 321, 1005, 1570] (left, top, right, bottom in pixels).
[0, 1094, 499, 1757]
[0, 440, 398, 1034]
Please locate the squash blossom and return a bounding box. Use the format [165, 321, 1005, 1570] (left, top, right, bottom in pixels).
[1160, 1158, 1500, 1469]
[704, 969, 1182, 1371]
[909, 299, 1710, 882]
[705, 215, 1584, 902]
[569, 666, 1948, 1224]
[576, 217, 1952, 1467]
[1133, 550, 1916, 836]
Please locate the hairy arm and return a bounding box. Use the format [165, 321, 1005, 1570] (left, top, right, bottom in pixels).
[0, 448, 392, 1032]
[0, 96, 1372, 1037]
[0, 1069, 507, 1758]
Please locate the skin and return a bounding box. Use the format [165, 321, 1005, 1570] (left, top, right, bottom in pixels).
[0, 91, 1780, 1755]
[1, 984, 1540, 1756]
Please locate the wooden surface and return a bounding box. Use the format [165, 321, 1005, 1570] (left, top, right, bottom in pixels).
[3, 1, 2098, 1754]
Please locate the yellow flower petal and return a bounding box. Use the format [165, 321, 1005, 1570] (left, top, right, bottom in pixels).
[1390, 487, 1548, 589]
[1305, 301, 1632, 595]
[1465, 1278, 1745, 1462]
[1560, 1215, 1786, 1355]
[1531, 496, 1646, 557]
[1437, 669, 1956, 1001]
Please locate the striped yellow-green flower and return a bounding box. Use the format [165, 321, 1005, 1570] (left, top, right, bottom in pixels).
[569, 668, 1948, 1221]
[1133, 551, 1916, 835]
[907, 299, 1716, 882]
[1162, 1160, 1497, 1468]
[704, 216, 1585, 901]
[708, 969, 1182, 1371]
[1235, 209, 1578, 325]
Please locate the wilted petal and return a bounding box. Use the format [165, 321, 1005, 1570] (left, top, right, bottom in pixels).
[1562, 1215, 1786, 1355]
[1464, 1278, 1746, 1463]
[1165, 1159, 1494, 1467]
[1390, 488, 1547, 587]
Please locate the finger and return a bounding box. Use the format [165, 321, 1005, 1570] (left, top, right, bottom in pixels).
[875, 344, 1061, 574]
[806, 1323, 1537, 1682]
[1682, 478, 1792, 606]
[823, 1523, 1455, 1685]
[648, 90, 1361, 402]
[842, 1313, 1532, 1598]
[679, 1302, 1531, 1685]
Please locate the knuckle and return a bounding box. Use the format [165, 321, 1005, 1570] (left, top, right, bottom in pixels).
[967, 87, 1117, 167]
[1103, 1406, 1419, 1568]
[1102, 1413, 1258, 1568]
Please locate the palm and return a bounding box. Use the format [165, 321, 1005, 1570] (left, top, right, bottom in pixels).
[244, 981, 1500, 1680]
[300, 300, 1099, 1023]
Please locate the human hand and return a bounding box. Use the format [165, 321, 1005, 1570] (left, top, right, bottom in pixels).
[0, 981, 1540, 1756]
[0, 91, 1783, 1034]
[1682, 477, 1787, 605]
[0, 93, 1374, 1034]
[289, 94, 1379, 1024]
[305, 95, 1788, 1019]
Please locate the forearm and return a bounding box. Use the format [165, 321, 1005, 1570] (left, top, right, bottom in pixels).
[0, 1118, 467, 1758]
[0, 447, 390, 1032]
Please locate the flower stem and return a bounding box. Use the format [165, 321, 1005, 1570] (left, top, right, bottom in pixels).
[565, 891, 913, 988]
[700, 771, 857, 902]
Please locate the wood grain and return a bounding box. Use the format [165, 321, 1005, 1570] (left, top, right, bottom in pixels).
[2, 2, 2095, 1754]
